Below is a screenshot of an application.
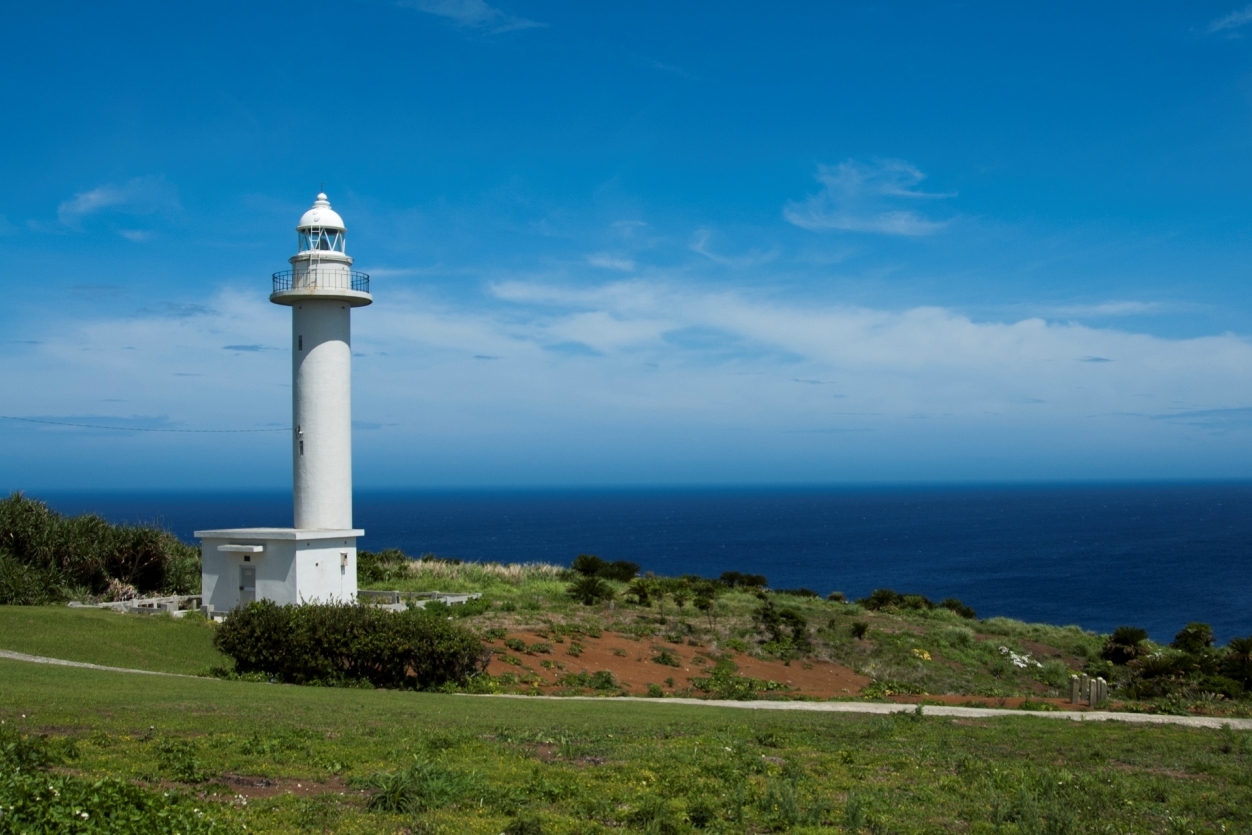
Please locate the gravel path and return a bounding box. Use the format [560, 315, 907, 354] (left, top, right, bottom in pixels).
[4, 650, 1248, 730]
[463, 693, 1252, 730]
[0, 649, 202, 679]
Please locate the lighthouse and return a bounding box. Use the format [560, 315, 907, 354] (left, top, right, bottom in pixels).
[195, 193, 370, 612]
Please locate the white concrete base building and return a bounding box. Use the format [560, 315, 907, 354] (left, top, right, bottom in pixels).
[196, 194, 371, 612]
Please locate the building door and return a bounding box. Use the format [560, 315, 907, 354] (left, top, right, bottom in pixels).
[239, 565, 256, 605]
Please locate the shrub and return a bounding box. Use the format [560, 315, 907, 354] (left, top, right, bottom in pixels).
[851, 621, 870, 640]
[1102, 626, 1149, 665]
[752, 599, 812, 655]
[571, 554, 606, 576]
[504, 814, 544, 835]
[652, 649, 681, 667]
[1172, 623, 1215, 655]
[559, 670, 618, 690]
[1224, 636, 1252, 687]
[360, 758, 475, 814]
[940, 597, 977, 619]
[718, 571, 768, 589]
[688, 656, 788, 700]
[826, 591, 846, 602]
[858, 588, 903, 610]
[570, 554, 639, 582]
[0, 492, 199, 603]
[213, 601, 489, 689]
[775, 587, 820, 598]
[357, 548, 412, 584]
[567, 575, 614, 606]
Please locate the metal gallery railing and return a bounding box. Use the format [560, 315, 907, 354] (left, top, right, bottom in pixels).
[272, 268, 370, 294]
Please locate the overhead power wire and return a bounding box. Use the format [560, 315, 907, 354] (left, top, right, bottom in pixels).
[0, 416, 291, 433]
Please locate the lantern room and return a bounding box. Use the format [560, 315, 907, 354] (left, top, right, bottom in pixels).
[297, 195, 347, 252]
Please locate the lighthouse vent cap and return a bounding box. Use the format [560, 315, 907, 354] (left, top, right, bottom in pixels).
[297, 192, 345, 231]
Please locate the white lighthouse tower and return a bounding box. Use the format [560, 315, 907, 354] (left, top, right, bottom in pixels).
[195, 193, 370, 612]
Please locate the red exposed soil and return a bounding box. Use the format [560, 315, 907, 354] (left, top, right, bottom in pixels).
[485, 631, 870, 698]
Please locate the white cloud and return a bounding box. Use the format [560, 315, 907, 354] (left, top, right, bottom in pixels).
[690, 229, 779, 268]
[784, 159, 954, 236]
[587, 253, 635, 271]
[1043, 301, 1162, 318]
[1207, 5, 1252, 34]
[56, 176, 180, 230]
[398, 0, 545, 34]
[8, 279, 1252, 485]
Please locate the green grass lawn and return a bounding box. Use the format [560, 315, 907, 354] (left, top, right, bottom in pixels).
[3, 655, 1252, 834]
[0, 605, 226, 675]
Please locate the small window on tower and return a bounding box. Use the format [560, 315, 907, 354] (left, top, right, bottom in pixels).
[298, 335, 303, 350]
[299, 440, 304, 455]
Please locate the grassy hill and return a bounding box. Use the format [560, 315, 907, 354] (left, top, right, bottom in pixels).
[360, 554, 1250, 717]
[0, 605, 226, 674]
[3, 653, 1252, 834]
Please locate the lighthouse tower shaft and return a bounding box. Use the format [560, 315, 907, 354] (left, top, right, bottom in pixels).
[292, 302, 354, 529]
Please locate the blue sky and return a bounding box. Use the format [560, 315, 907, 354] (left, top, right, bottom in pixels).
[6, 1, 1252, 488]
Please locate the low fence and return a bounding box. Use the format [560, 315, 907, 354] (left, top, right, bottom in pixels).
[1070, 673, 1109, 707]
[69, 595, 203, 618]
[357, 590, 482, 611]
[66, 590, 480, 618]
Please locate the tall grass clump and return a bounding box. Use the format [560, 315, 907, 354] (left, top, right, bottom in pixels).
[0, 492, 199, 605]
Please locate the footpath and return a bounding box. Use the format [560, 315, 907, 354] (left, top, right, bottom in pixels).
[466, 694, 1252, 730]
[5, 649, 1250, 730]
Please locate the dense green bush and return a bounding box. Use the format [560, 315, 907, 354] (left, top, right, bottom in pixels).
[0, 492, 199, 604]
[570, 554, 640, 582]
[718, 571, 768, 589]
[213, 601, 489, 689]
[856, 588, 976, 619]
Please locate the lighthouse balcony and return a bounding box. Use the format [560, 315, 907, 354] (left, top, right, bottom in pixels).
[271, 268, 372, 307]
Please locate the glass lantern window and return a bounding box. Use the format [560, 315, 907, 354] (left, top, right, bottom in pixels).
[298, 229, 345, 252]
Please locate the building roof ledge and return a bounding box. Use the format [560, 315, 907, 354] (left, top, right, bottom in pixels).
[194, 527, 364, 540]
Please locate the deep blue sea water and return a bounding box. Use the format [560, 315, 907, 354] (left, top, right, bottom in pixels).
[39, 483, 1252, 643]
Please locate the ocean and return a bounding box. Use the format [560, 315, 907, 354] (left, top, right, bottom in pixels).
[39, 483, 1252, 643]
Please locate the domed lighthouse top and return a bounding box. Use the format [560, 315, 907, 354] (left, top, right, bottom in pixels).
[271, 192, 372, 307]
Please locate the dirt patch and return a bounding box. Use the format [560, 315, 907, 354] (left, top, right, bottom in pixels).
[486, 631, 870, 698]
[202, 773, 364, 800]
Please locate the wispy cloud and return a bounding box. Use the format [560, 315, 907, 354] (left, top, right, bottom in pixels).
[1207, 5, 1252, 34]
[56, 176, 181, 232]
[398, 0, 544, 34]
[1046, 301, 1161, 318]
[648, 59, 697, 80]
[690, 229, 779, 267]
[784, 158, 954, 236]
[10, 280, 1252, 483]
[587, 253, 636, 271]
